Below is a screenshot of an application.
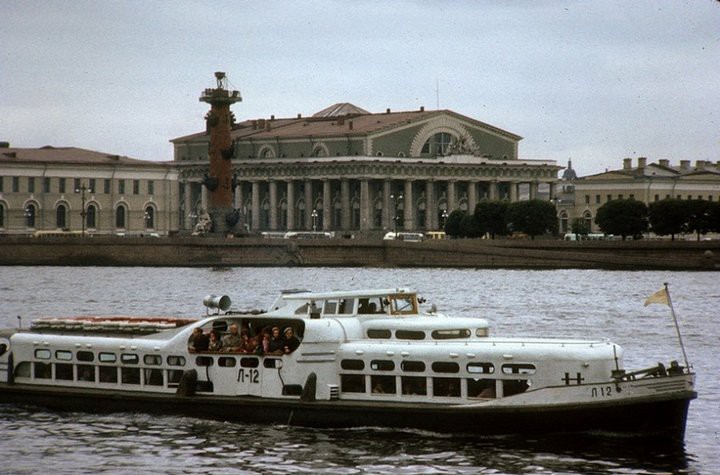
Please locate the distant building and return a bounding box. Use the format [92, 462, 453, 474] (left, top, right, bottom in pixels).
[0, 144, 179, 236]
[557, 157, 720, 234]
[172, 103, 561, 235]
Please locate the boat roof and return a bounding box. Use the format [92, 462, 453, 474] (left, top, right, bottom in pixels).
[278, 288, 416, 301]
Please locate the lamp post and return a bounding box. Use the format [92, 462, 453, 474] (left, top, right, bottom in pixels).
[23, 206, 33, 229]
[390, 193, 403, 234]
[441, 209, 449, 229]
[74, 183, 92, 237]
[311, 209, 318, 232]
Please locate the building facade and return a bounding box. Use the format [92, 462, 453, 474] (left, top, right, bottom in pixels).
[0, 145, 179, 236]
[172, 103, 561, 235]
[557, 157, 720, 234]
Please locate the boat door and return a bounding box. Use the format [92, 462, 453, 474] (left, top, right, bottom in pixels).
[236, 356, 263, 396]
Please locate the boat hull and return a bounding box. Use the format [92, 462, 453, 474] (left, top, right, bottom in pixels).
[0, 383, 695, 442]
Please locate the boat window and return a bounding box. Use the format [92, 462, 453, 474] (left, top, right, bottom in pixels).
[371, 360, 395, 371]
[167, 356, 186, 366]
[389, 295, 417, 315]
[395, 330, 425, 340]
[99, 366, 118, 383]
[121, 367, 141, 384]
[14, 362, 31, 378]
[501, 363, 536, 375]
[341, 374, 365, 393]
[144, 368, 164, 386]
[78, 365, 95, 382]
[371, 375, 396, 394]
[401, 376, 427, 395]
[358, 297, 385, 314]
[467, 378, 496, 398]
[503, 379, 530, 396]
[34, 349, 51, 360]
[167, 369, 183, 386]
[77, 351, 95, 362]
[55, 363, 73, 380]
[264, 358, 281, 369]
[33, 362, 51, 379]
[55, 350, 72, 361]
[144, 355, 162, 366]
[367, 329, 391, 339]
[433, 377, 461, 397]
[294, 302, 309, 315]
[195, 356, 213, 367]
[341, 359, 365, 370]
[432, 362, 459, 373]
[240, 357, 259, 368]
[99, 352, 117, 363]
[323, 300, 337, 314]
[476, 328, 489, 337]
[401, 361, 425, 372]
[219, 357, 236, 367]
[121, 353, 139, 365]
[467, 362, 495, 374]
[338, 299, 353, 314]
[431, 329, 471, 340]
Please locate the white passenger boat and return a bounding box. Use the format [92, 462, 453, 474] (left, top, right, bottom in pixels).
[0, 288, 696, 441]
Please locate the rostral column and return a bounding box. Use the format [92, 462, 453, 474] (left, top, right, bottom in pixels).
[199, 71, 243, 235]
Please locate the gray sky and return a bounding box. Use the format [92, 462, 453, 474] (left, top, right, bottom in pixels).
[2, 1, 719, 176]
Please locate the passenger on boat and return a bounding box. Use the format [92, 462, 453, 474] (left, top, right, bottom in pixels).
[189, 327, 210, 352]
[258, 328, 272, 355]
[221, 324, 243, 351]
[283, 327, 300, 353]
[243, 335, 258, 354]
[208, 330, 223, 351]
[268, 326, 285, 355]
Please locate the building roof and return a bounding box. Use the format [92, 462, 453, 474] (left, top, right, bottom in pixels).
[0, 146, 171, 167]
[171, 105, 522, 143]
[578, 159, 720, 181]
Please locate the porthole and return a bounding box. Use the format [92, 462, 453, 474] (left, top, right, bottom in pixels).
[501, 363, 536, 375]
[371, 360, 395, 371]
[467, 362, 495, 374]
[34, 349, 51, 360]
[99, 352, 117, 363]
[341, 359, 365, 370]
[55, 350, 72, 361]
[77, 351, 95, 362]
[400, 361, 425, 372]
[396, 330, 425, 340]
[431, 329, 470, 340]
[367, 329, 391, 339]
[121, 353, 139, 365]
[431, 361, 459, 373]
[144, 355, 162, 366]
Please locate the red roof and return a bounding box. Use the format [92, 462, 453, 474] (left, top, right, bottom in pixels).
[0, 146, 171, 167]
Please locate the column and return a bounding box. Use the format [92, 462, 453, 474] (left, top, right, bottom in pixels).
[286, 180, 295, 231]
[382, 179, 392, 229]
[251, 181, 260, 230]
[510, 182, 518, 202]
[304, 179, 313, 231]
[183, 181, 192, 230]
[269, 180, 278, 230]
[322, 180, 331, 231]
[360, 179, 370, 230]
[341, 179, 351, 231]
[200, 184, 208, 213]
[425, 180, 435, 230]
[467, 181, 477, 213]
[404, 180, 414, 231]
[447, 180, 457, 212]
[529, 181, 538, 200]
[489, 180, 498, 201]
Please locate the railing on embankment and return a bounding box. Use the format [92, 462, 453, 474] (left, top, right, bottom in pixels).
[0, 236, 718, 270]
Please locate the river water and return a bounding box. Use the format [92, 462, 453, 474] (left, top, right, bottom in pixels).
[0, 267, 717, 474]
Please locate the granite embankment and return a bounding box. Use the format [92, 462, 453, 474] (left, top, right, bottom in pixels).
[1, 236, 718, 270]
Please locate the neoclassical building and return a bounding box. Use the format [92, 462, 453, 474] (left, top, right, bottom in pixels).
[172, 103, 561, 235]
[556, 157, 720, 234]
[0, 145, 179, 236]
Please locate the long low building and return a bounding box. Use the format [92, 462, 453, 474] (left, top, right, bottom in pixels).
[171, 103, 560, 235]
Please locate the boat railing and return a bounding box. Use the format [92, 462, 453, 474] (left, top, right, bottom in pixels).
[612, 361, 686, 382]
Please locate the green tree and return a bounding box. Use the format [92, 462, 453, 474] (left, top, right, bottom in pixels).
[686, 200, 717, 241]
[460, 212, 482, 238]
[595, 199, 648, 240]
[571, 217, 590, 236]
[506, 200, 558, 239]
[648, 199, 688, 240]
[444, 209, 466, 238]
[474, 200, 509, 239]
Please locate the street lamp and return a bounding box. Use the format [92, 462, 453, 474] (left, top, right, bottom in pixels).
[311, 209, 318, 231]
[441, 209, 449, 229]
[75, 183, 92, 237]
[390, 193, 403, 234]
[23, 206, 33, 228]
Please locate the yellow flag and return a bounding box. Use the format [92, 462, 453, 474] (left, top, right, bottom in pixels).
[644, 287, 669, 307]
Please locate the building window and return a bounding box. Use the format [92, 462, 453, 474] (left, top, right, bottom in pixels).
[44, 177, 51, 193]
[74, 178, 81, 192]
[0, 203, 4, 228]
[654, 194, 660, 202]
[144, 206, 154, 229]
[618, 194, 624, 200]
[87, 204, 97, 228]
[606, 194, 611, 202]
[104, 179, 111, 194]
[133, 180, 140, 195]
[629, 194, 634, 200]
[56, 204, 67, 229]
[28, 177, 35, 193]
[148, 180, 154, 195]
[12, 177, 19, 192]
[25, 203, 36, 227]
[584, 195, 590, 204]
[59, 178, 66, 193]
[118, 180, 125, 195]
[115, 204, 127, 229]
[0, 177, 3, 192]
[421, 132, 454, 157]
[89, 179, 96, 193]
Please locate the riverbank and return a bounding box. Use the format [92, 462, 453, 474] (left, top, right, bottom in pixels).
[1, 236, 718, 270]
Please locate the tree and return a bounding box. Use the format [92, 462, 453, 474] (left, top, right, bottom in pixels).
[474, 200, 509, 239]
[648, 199, 688, 240]
[686, 200, 717, 241]
[571, 217, 590, 236]
[506, 200, 558, 239]
[444, 210, 466, 238]
[460, 212, 482, 238]
[595, 199, 648, 240]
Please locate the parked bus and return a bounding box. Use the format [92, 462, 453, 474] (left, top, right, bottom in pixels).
[283, 231, 335, 239]
[383, 232, 425, 242]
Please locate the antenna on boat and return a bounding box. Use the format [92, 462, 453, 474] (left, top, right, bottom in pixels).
[644, 282, 691, 372]
[17, 315, 22, 329]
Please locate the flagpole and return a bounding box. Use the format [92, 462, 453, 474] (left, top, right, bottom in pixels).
[664, 282, 690, 371]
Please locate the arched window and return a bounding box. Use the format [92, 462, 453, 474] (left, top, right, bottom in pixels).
[312, 144, 329, 157]
[421, 132, 454, 157]
[0, 203, 5, 228]
[56, 204, 67, 230]
[115, 204, 127, 229]
[583, 210, 593, 233]
[144, 206, 155, 229]
[86, 204, 97, 229]
[25, 204, 36, 228]
[559, 210, 569, 234]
